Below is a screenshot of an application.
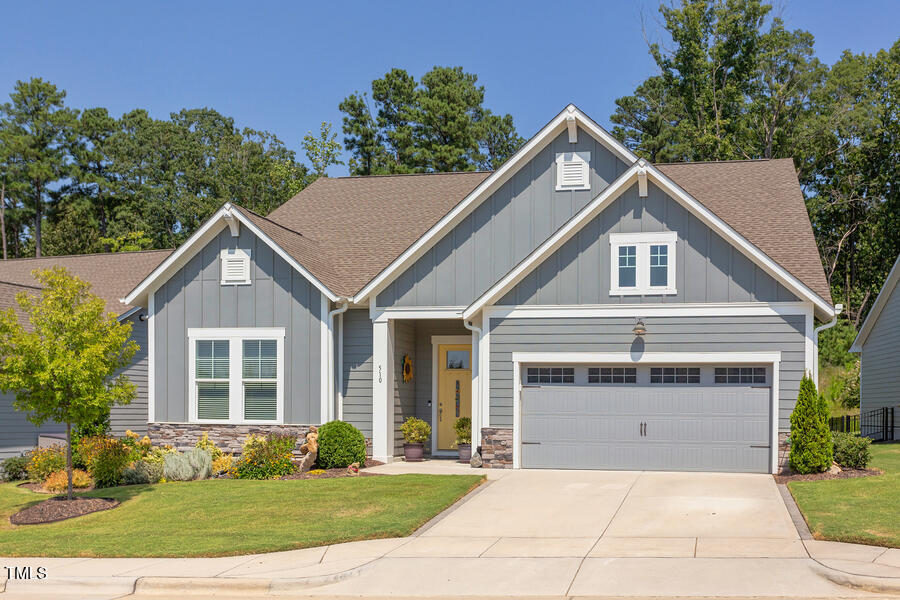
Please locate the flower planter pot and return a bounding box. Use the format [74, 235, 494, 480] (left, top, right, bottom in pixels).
[403, 443, 424, 462]
[457, 443, 472, 463]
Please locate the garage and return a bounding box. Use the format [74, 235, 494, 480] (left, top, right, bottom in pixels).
[519, 364, 773, 473]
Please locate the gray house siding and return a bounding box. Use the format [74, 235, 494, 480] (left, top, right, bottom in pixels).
[488, 315, 807, 432]
[499, 181, 798, 305]
[110, 316, 149, 436]
[860, 279, 900, 438]
[376, 128, 629, 308]
[393, 320, 416, 454]
[153, 226, 323, 424]
[0, 394, 66, 459]
[341, 309, 373, 439]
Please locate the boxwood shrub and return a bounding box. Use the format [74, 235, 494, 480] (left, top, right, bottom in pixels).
[832, 431, 872, 469]
[317, 421, 366, 469]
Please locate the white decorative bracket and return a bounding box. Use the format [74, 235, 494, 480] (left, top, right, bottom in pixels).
[566, 115, 578, 144]
[637, 160, 648, 198]
[222, 205, 240, 237]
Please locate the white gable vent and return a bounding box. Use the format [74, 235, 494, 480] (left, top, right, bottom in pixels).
[555, 151, 590, 191]
[220, 248, 251, 285]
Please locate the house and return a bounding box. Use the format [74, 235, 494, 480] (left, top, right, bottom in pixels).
[2, 105, 836, 473]
[0, 250, 171, 458]
[850, 253, 900, 440]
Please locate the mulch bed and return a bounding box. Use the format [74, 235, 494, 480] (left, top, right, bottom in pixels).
[774, 467, 883, 483]
[9, 496, 119, 525]
[282, 458, 384, 481]
[17, 481, 96, 494]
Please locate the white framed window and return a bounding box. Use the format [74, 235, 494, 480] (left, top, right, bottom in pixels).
[609, 232, 677, 295]
[526, 366, 575, 384]
[188, 328, 284, 424]
[555, 151, 590, 191]
[220, 248, 251, 285]
[588, 367, 637, 384]
[650, 366, 700, 384]
[715, 367, 767, 384]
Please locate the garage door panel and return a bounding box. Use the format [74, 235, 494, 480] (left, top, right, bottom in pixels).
[520, 384, 771, 473]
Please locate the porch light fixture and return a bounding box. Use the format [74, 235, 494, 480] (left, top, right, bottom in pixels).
[632, 318, 647, 337]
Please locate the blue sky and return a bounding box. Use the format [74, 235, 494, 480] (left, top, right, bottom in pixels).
[3, 1, 898, 176]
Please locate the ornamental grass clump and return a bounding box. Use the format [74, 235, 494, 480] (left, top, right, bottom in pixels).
[163, 448, 212, 481]
[789, 374, 833, 474]
[123, 460, 164, 485]
[317, 421, 367, 469]
[43, 469, 91, 492]
[230, 433, 297, 479]
[25, 445, 66, 482]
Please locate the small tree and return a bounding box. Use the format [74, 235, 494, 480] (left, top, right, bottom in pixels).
[789, 373, 833, 474]
[0, 267, 137, 499]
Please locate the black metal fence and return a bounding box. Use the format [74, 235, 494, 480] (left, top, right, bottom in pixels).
[830, 407, 895, 441]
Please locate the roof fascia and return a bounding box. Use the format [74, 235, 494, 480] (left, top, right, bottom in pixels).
[351, 104, 639, 304]
[123, 204, 339, 306]
[850, 253, 900, 351]
[463, 161, 834, 320]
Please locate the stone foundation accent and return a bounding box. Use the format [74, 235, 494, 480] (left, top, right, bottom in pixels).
[480, 427, 513, 468]
[778, 431, 790, 474]
[148, 423, 314, 458]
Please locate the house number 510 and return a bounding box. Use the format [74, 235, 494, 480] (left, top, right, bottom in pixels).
[378, 366, 382, 383]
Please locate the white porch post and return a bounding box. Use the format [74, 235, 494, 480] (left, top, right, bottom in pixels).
[470, 314, 482, 450]
[372, 318, 395, 463]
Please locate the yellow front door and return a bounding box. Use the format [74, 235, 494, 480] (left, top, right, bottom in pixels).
[437, 344, 472, 451]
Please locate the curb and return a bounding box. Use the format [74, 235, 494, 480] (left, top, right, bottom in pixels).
[810, 560, 900, 594]
[2, 575, 137, 596]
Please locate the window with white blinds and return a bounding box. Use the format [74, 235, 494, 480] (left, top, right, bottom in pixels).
[188, 328, 284, 424]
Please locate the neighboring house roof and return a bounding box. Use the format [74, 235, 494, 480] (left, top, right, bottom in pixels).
[0, 250, 172, 316]
[656, 159, 832, 305]
[266, 171, 491, 297]
[0, 280, 42, 329]
[850, 252, 900, 352]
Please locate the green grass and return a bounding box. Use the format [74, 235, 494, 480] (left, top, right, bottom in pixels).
[789, 444, 900, 548]
[0, 474, 483, 557]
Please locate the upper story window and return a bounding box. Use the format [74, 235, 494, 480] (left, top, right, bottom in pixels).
[221, 248, 251, 285]
[609, 232, 677, 295]
[555, 152, 591, 191]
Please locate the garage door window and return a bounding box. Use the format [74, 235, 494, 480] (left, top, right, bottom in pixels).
[650, 367, 700, 384]
[588, 367, 636, 384]
[526, 367, 575, 384]
[715, 367, 766, 384]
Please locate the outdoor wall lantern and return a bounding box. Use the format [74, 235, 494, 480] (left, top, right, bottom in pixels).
[632, 318, 647, 337]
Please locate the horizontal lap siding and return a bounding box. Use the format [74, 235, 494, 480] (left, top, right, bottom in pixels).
[0, 393, 66, 459]
[342, 309, 373, 439]
[393, 320, 416, 454]
[860, 281, 900, 437]
[110, 316, 149, 436]
[489, 315, 806, 431]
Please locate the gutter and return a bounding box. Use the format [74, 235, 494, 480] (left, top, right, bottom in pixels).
[327, 300, 350, 421]
[813, 303, 843, 383]
[463, 319, 483, 449]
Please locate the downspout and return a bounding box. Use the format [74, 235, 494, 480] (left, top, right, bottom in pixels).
[328, 300, 350, 422]
[463, 319, 483, 451]
[812, 303, 843, 384]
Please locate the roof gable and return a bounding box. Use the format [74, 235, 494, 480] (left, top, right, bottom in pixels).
[851, 253, 900, 351]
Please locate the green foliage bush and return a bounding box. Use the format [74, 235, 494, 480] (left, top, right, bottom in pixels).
[317, 421, 366, 469]
[71, 412, 110, 469]
[399, 417, 431, 444]
[123, 459, 164, 485]
[194, 432, 223, 460]
[232, 434, 296, 479]
[454, 417, 472, 445]
[834, 361, 860, 409]
[1, 455, 28, 481]
[818, 319, 857, 369]
[832, 432, 872, 469]
[163, 452, 194, 481]
[790, 374, 834, 474]
[26, 445, 66, 481]
[83, 437, 131, 488]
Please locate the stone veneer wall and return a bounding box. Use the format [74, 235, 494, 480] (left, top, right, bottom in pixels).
[480, 427, 513, 468]
[149, 423, 314, 458]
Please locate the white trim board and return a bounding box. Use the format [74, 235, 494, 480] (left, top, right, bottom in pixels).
[147, 290, 155, 423]
[484, 302, 814, 320]
[430, 335, 473, 456]
[851, 252, 900, 352]
[352, 104, 639, 305]
[509, 351, 781, 473]
[371, 306, 466, 323]
[463, 161, 834, 321]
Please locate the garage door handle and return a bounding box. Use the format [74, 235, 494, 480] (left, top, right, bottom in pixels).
[750, 445, 770, 448]
[522, 441, 541, 445]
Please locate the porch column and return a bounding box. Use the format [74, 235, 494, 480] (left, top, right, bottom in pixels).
[372, 318, 395, 463]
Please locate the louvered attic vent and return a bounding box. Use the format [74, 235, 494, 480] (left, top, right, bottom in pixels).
[555, 151, 591, 191]
[220, 248, 251, 285]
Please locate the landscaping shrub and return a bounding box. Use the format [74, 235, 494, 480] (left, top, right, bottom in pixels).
[789, 374, 833, 474]
[212, 454, 234, 476]
[832, 431, 872, 469]
[123, 460, 164, 485]
[82, 436, 132, 488]
[43, 469, 91, 492]
[185, 448, 212, 479]
[399, 417, 431, 444]
[454, 417, 472, 445]
[163, 448, 212, 481]
[26, 445, 66, 482]
[231, 433, 297, 479]
[71, 411, 110, 469]
[121, 430, 155, 463]
[318, 421, 366, 469]
[1, 455, 28, 481]
[195, 432, 223, 460]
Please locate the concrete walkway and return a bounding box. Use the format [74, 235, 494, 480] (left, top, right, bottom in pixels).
[2, 462, 899, 598]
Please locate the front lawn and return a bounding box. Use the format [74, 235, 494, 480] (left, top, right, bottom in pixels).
[789, 443, 900, 548]
[0, 474, 483, 557]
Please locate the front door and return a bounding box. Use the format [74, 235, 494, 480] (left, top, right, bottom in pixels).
[437, 344, 472, 451]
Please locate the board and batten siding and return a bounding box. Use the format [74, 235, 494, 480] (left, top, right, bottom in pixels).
[859, 279, 900, 438]
[499, 181, 798, 305]
[488, 315, 807, 432]
[109, 315, 149, 436]
[376, 128, 629, 308]
[341, 309, 373, 439]
[153, 226, 323, 424]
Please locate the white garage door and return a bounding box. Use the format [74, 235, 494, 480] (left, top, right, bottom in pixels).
[520, 366, 772, 473]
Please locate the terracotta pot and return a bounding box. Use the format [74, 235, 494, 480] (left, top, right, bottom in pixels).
[457, 443, 472, 463]
[403, 442, 424, 462]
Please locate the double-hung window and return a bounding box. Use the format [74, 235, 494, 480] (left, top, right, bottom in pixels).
[189, 328, 285, 424]
[609, 232, 677, 295]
